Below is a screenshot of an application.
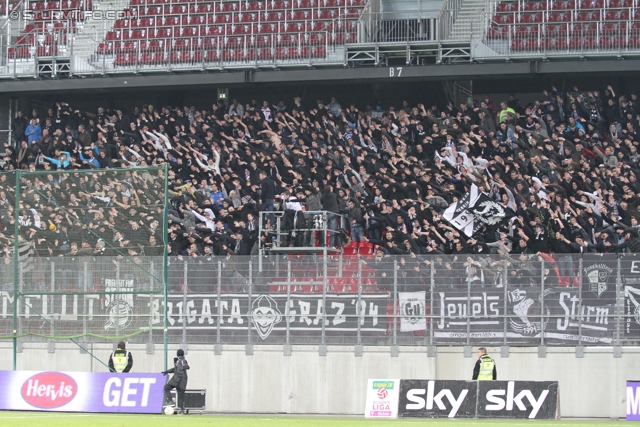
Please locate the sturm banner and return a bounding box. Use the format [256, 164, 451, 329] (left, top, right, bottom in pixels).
[397, 379, 559, 420]
[0, 371, 164, 413]
[432, 284, 615, 344]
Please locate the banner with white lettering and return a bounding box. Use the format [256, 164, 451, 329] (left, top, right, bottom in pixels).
[621, 254, 640, 338]
[0, 291, 389, 341]
[398, 379, 478, 418]
[476, 381, 559, 419]
[432, 285, 614, 344]
[364, 379, 400, 418]
[0, 370, 164, 413]
[399, 292, 427, 332]
[397, 379, 559, 419]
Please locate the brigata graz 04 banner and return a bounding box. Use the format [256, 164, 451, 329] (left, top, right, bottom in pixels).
[0, 371, 165, 413]
[0, 291, 389, 341]
[398, 379, 559, 419]
[161, 293, 389, 340]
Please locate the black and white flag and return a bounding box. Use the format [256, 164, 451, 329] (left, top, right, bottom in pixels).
[443, 184, 507, 237]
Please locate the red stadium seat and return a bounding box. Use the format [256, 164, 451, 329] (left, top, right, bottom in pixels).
[519, 13, 533, 23]
[579, 0, 603, 8]
[619, 10, 629, 20]
[495, 2, 510, 12]
[524, 38, 539, 50]
[554, 37, 568, 50]
[204, 49, 219, 61]
[605, 10, 619, 20]
[629, 35, 640, 47]
[511, 39, 525, 50]
[514, 26, 529, 37]
[551, 1, 566, 10]
[576, 11, 590, 21]
[582, 36, 597, 48]
[547, 12, 564, 22]
[523, 1, 539, 11]
[569, 36, 582, 48]
[259, 47, 273, 60]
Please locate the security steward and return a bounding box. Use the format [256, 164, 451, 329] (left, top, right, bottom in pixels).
[472, 347, 497, 380]
[108, 340, 133, 373]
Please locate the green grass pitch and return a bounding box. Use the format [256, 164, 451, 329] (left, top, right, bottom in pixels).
[0, 412, 626, 427]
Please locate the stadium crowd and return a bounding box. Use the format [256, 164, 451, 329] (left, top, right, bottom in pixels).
[2, 85, 640, 272]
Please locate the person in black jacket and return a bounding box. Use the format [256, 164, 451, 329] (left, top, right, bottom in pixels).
[320, 185, 339, 246]
[162, 349, 190, 414]
[259, 170, 276, 227]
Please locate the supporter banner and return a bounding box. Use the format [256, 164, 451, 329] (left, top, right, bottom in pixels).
[432, 285, 614, 344]
[159, 293, 390, 339]
[399, 292, 427, 332]
[0, 371, 164, 413]
[398, 379, 478, 418]
[364, 379, 400, 418]
[622, 255, 640, 338]
[476, 381, 559, 419]
[397, 380, 559, 420]
[443, 184, 507, 237]
[582, 254, 618, 304]
[0, 291, 389, 340]
[627, 381, 640, 421]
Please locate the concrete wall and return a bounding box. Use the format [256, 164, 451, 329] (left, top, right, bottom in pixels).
[0, 343, 636, 418]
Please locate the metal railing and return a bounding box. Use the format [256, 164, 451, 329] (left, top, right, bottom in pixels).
[438, 0, 465, 41]
[3, 252, 637, 349]
[479, 21, 640, 59]
[3, 0, 640, 76]
[357, 11, 438, 43]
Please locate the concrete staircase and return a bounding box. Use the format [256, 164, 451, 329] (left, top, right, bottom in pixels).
[448, 0, 491, 41]
[71, 0, 131, 62]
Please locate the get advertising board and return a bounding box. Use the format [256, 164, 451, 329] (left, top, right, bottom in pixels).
[628, 381, 640, 421]
[370, 379, 559, 419]
[0, 371, 164, 413]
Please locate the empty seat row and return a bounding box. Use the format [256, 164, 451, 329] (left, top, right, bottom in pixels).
[99, 32, 354, 53]
[112, 46, 328, 65]
[99, 33, 344, 51]
[128, 0, 367, 11]
[113, 14, 359, 28]
[27, 0, 92, 10]
[8, 45, 59, 58]
[510, 35, 640, 50]
[495, 0, 636, 12]
[488, 20, 638, 37]
[492, 9, 638, 24]
[105, 23, 353, 39]
[123, 8, 360, 21]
